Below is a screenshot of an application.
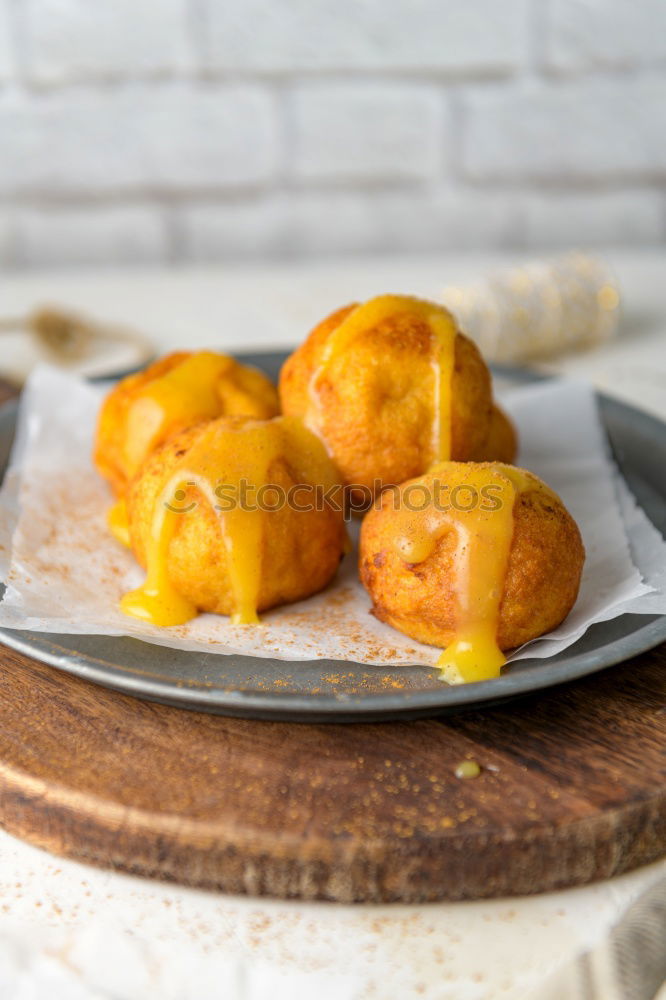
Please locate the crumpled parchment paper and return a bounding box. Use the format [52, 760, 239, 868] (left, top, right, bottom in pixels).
[0, 366, 664, 668]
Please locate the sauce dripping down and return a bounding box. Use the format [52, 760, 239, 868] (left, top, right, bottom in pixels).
[107, 497, 131, 548]
[121, 421, 279, 626]
[307, 295, 457, 465]
[120, 417, 339, 629]
[120, 477, 199, 626]
[391, 463, 541, 684]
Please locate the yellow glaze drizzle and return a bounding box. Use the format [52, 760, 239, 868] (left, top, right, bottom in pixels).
[120, 481, 198, 626]
[307, 295, 457, 464]
[107, 497, 131, 548]
[121, 417, 338, 629]
[391, 463, 544, 684]
[123, 351, 234, 479]
[212, 422, 284, 625]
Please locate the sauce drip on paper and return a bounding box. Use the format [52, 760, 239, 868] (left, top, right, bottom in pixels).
[392, 464, 540, 684]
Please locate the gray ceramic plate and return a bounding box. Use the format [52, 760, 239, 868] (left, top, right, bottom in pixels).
[0, 353, 665, 722]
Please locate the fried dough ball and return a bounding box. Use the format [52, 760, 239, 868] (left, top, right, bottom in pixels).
[360, 462, 584, 652]
[126, 415, 346, 619]
[470, 404, 518, 464]
[95, 351, 279, 496]
[280, 295, 501, 502]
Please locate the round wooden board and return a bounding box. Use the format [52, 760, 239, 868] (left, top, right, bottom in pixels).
[0, 641, 663, 903]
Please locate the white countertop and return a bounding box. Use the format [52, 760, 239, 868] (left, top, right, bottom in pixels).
[1, 249, 665, 1000]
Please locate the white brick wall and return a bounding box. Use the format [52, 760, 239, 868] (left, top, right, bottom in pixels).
[290, 84, 445, 184]
[179, 198, 287, 260]
[545, 0, 666, 74]
[0, 0, 12, 81]
[0, 209, 13, 265]
[180, 189, 522, 260]
[14, 205, 169, 267]
[25, 0, 193, 83]
[523, 191, 664, 248]
[0, 0, 663, 268]
[0, 86, 279, 195]
[462, 80, 666, 181]
[201, 0, 529, 76]
[287, 189, 523, 255]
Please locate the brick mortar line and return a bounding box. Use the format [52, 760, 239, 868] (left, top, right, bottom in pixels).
[1, 65, 666, 95]
[2, 173, 666, 203]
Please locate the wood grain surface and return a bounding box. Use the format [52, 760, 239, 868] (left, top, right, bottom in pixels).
[0, 640, 663, 903]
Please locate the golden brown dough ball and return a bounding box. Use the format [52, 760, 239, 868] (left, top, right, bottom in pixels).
[95, 350, 279, 496]
[280, 295, 502, 503]
[469, 404, 518, 464]
[359, 461, 584, 653]
[125, 415, 346, 620]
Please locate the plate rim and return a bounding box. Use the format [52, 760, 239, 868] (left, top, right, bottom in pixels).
[0, 612, 665, 721]
[1, 363, 665, 721]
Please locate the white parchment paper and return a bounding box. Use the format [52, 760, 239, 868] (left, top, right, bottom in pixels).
[0, 366, 665, 668]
